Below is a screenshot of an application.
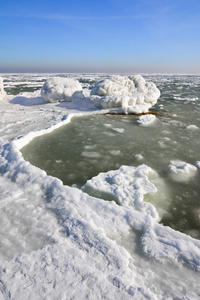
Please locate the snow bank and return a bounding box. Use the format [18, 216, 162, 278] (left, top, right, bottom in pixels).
[90, 75, 160, 114]
[41, 77, 84, 103]
[168, 160, 198, 182]
[0, 77, 7, 100]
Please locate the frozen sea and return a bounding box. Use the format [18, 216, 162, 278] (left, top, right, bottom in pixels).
[0, 73, 200, 299]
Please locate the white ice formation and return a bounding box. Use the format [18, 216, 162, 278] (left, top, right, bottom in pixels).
[41, 77, 84, 103]
[90, 75, 160, 114]
[168, 160, 198, 182]
[195, 161, 200, 168]
[0, 77, 7, 100]
[84, 164, 159, 220]
[137, 114, 156, 125]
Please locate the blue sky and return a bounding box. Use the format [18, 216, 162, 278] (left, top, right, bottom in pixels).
[0, 0, 200, 73]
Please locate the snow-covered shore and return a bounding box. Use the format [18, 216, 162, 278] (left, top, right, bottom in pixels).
[0, 75, 200, 299]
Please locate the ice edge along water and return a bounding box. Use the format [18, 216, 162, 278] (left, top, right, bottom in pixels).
[1, 75, 200, 299]
[1, 111, 200, 271]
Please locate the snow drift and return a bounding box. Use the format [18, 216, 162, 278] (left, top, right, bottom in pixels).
[90, 75, 160, 114]
[41, 77, 84, 103]
[0, 77, 7, 100]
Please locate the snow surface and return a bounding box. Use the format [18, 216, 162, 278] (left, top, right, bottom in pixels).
[0, 74, 200, 299]
[90, 75, 160, 114]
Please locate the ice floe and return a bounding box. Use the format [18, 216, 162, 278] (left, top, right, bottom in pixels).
[83, 165, 159, 220]
[137, 114, 156, 125]
[168, 160, 198, 182]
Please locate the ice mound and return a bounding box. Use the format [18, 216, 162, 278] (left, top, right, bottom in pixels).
[41, 77, 83, 103]
[84, 165, 159, 219]
[0, 77, 7, 100]
[90, 75, 160, 114]
[168, 160, 198, 182]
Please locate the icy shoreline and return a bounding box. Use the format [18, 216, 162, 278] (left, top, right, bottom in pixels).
[1, 75, 200, 299]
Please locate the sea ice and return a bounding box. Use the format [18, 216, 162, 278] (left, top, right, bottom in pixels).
[137, 114, 156, 125]
[0, 77, 7, 100]
[90, 75, 160, 114]
[1, 74, 200, 299]
[168, 160, 198, 182]
[111, 127, 125, 133]
[41, 77, 84, 103]
[194, 161, 200, 168]
[81, 151, 101, 158]
[186, 124, 199, 130]
[83, 164, 159, 220]
[135, 154, 144, 160]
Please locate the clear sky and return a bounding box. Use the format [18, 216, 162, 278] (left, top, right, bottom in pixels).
[0, 0, 200, 73]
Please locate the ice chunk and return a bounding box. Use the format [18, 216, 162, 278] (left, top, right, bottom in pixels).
[111, 127, 124, 133]
[186, 125, 198, 130]
[90, 75, 160, 114]
[41, 77, 84, 103]
[81, 151, 101, 158]
[194, 161, 200, 168]
[84, 165, 159, 219]
[0, 77, 7, 100]
[135, 154, 144, 160]
[137, 114, 156, 125]
[168, 160, 197, 182]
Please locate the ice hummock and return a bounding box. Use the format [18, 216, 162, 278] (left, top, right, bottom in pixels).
[0, 77, 7, 100]
[41, 77, 84, 103]
[90, 75, 160, 114]
[40, 75, 160, 114]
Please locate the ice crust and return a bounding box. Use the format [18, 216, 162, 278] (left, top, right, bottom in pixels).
[0, 74, 200, 299]
[90, 75, 160, 114]
[41, 77, 84, 103]
[0, 77, 7, 100]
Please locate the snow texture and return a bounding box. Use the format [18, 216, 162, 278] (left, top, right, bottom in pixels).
[90, 75, 160, 114]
